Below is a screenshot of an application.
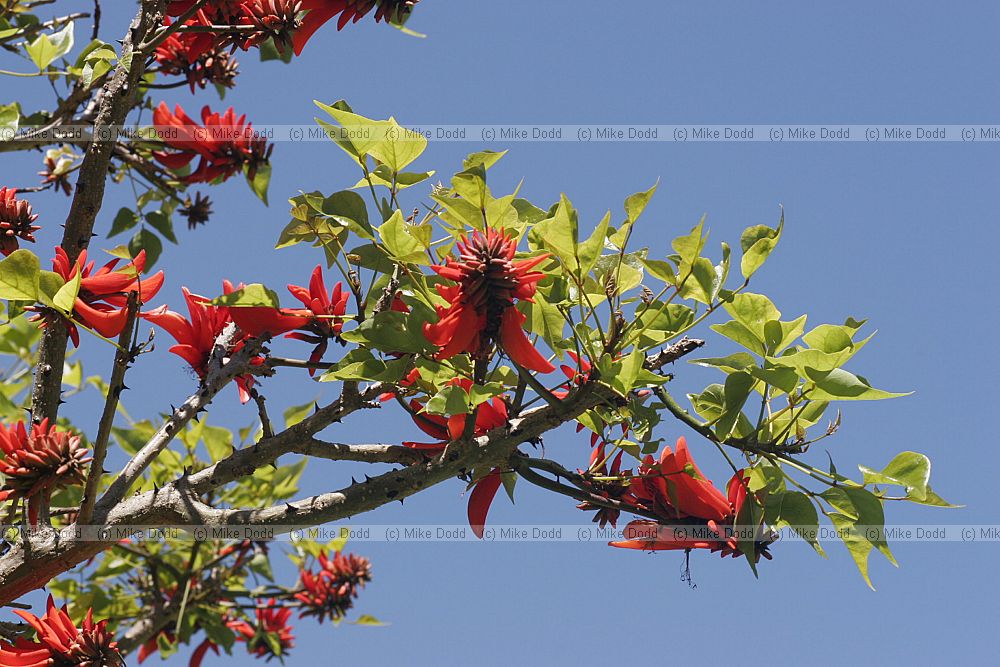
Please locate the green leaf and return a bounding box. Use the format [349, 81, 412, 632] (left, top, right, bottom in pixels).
[211, 284, 280, 308]
[52, 269, 81, 314]
[128, 229, 162, 268]
[247, 162, 271, 204]
[351, 615, 388, 627]
[283, 401, 316, 429]
[0, 103, 18, 139]
[321, 349, 389, 382]
[690, 352, 757, 373]
[724, 292, 781, 335]
[740, 209, 783, 279]
[339, 310, 428, 354]
[369, 118, 427, 172]
[463, 150, 506, 171]
[821, 487, 859, 520]
[771, 491, 824, 555]
[577, 212, 610, 276]
[425, 384, 471, 416]
[859, 451, 930, 499]
[672, 216, 707, 276]
[146, 210, 177, 244]
[108, 207, 139, 237]
[641, 258, 676, 285]
[805, 367, 909, 401]
[828, 512, 876, 589]
[377, 210, 426, 264]
[530, 195, 579, 273]
[716, 371, 754, 438]
[0, 249, 41, 301]
[710, 320, 765, 355]
[625, 181, 658, 224]
[314, 100, 383, 157]
[321, 190, 373, 238]
[26, 22, 74, 70]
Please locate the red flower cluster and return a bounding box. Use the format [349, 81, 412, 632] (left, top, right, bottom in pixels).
[155, 28, 240, 92]
[143, 281, 269, 403]
[403, 379, 509, 451]
[42, 247, 164, 347]
[295, 550, 372, 622]
[0, 420, 90, 526]
[163, 0, 417, 59]
[605, 437, 764, 558]
[292, 0, 420, 54]
[0, 187, 40, 256]
[423, 229, 554, 374]
[153, 102, 272, 184]
[0, 596, 122, 667]
[283, 265, 351, 375]
[228, 600, 295, 661]
[144, 267, 360, 401]
[626, 436, 734, 523]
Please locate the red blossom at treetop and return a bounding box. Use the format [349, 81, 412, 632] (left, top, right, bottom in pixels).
[0, 596, 122, 667]
[423, 228, 554, 374]
[153, 102, 272, 184]
[0, 420, 90, 526]
[155, 26, 240, 92]
[293, 0, 420, 55]
[0, 187, 40, 257]
[35, 247, 164, 347]
[228, 600, 295, 662]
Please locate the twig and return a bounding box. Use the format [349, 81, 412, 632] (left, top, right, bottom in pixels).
[78, 293, 140, 525]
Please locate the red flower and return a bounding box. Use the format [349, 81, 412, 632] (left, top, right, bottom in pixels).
[293, 0, 420, 55]
[0, 596, 122, 667]
[227, 305, 312, 339]
[0, 187, 40, 256]
[610, 461, 769, 559]
[295, 550, 372, 622]
[40, 247, 164, 347]
[626, 436, 733, 523]
[402, 379, 509, 451]
[282, 265, 351, 374]
[609, 520, 743, 556]
[552, 350, 592, 399]
[423, 229, 554, 374]
[142, 282, 261, 403]
[155, 24, 239, 92]
[228, 600, 295, 661]
[0, 420, 90, 526]
[153, 102, 272, 184]
[467, 468, 502, 539]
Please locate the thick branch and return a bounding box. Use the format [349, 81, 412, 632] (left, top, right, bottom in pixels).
[0, 340, 705, 603]
[29, 0, 166, 424]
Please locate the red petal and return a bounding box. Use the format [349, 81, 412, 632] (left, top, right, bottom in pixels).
[468, 469, 503, 539]
[499, 307, 554, 373]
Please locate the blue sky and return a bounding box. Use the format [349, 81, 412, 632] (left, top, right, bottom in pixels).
[3, 1, 999, 664]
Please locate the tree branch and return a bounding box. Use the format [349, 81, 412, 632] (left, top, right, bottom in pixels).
[95, 325, 262, 513]
[28, 0, 166, 425]
[78, 293, 140, 525]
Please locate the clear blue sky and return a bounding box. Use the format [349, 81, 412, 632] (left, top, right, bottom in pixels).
[4, 1, 998, 664]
